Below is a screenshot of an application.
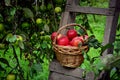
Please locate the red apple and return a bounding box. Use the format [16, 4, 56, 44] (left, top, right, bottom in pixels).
[51, 32, 57, 41]
[70, 36, 83, 47]
[51, 32, 63, 41]
[67, 29, 77, 40]
[57, 34, 63, 41]
[57, 36, 70, 46]
[79, 35, 89, 42]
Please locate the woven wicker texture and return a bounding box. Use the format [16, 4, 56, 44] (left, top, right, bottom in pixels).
[52, 23, 89, 68]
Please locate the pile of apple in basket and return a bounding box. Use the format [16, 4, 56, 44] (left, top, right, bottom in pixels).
[51, 23, 89, 68]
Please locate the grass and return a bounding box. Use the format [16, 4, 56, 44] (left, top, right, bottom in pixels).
[32, 58, 49, 80]
[87, 15, 106, 58]
[75, 14, 106, 58]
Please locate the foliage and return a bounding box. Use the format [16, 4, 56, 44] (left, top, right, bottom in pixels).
[0, 0, 66, 79]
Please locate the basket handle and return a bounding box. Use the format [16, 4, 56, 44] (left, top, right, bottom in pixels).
[53, 23, 88, 44]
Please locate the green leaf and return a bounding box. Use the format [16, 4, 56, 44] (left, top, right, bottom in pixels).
[88, 43, 94, 47]
[6, 34, 17, 43]
[9, 35, 17, 43]
[94, 58, 104, 71]
[87, 35, 101, 49]
[84, 52, 91, 61]
[5, 0, 11, 6]
[109, 56, 120, 68]
[81, 59, 92, 71]
[23, 8, 34, 22]
[117, 23, 120, 30]
[41, 42, 47, 49]
[77, 29, 85, 35]
[0, 58, 11, 67]
[10, 7, 16, 16]
[6, 33, 13, 41]
[0, 14, 3, 22]
[31, 63, 42, 73]
[18, 41, 24, 49]
[0, 65, 6, 71]
[43, 24, 49, 32]
[101, 43, 113, 53]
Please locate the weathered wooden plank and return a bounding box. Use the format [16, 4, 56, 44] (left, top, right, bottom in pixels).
[102, 13, 119, 55]
[65, 0, 74, 5]
[97, 0, 120, 79]
[86, 72, 95, 80]
[109, 0, 120, 8]
[59, 12, 76, 34]
[49, 72, 84, 80]
[49, 59, 95, 79]
[59, 0, 76, 34]
[59, 12, 76, 27]
[66, 5, 115, 16]
[59, 0, 77, 27]
[49, 60, 85, 78]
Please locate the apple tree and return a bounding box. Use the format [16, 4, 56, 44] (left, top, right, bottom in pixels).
[0, 0, 66, 79]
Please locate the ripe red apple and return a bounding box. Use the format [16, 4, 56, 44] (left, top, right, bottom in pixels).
[79, 35, 89, 42]
[51, 32, 63, 41]
[70, 36, 83, 47]
[57, 33, 63, 41]
[51, 32, 57, 41]
[67, 29, 77, 40]
[57, 36, 70, 46]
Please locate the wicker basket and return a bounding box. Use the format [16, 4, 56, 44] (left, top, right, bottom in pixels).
[52, 23, 89, 68]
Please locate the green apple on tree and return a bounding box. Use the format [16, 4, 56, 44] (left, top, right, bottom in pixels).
[6, 74, 15, 80]
[54, 7, 62, 13]
[14, 35, 24, 47]
[16, 35, 23, 41]
[36, 18, 42, 24]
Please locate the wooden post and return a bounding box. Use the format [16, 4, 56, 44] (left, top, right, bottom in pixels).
[96, 0, 120, 80]
[102, 0, 120, 56]
[59, 0, 77, 34]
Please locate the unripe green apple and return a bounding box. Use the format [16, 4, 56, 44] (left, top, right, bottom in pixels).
[16, 35, 23, 41]
[54, 7, 62, 13]
[6, 74, 15, 80]
[36, 18, 42, 24]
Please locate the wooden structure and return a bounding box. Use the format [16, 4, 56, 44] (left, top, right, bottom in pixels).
[49, 0, 120, 80]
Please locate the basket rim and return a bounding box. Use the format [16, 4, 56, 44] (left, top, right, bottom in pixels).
[53, 43, 88, 50]
[53, 44, 89, 55]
